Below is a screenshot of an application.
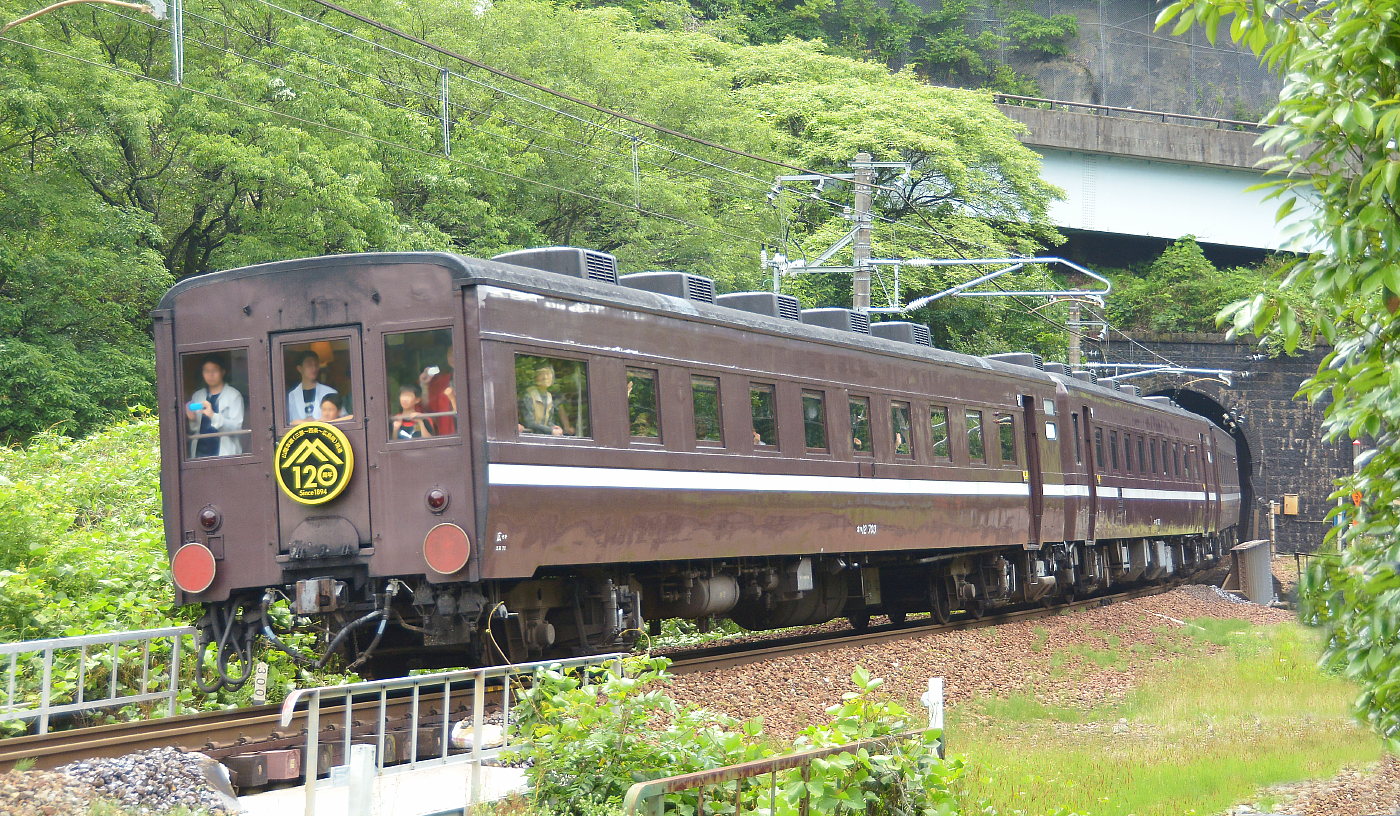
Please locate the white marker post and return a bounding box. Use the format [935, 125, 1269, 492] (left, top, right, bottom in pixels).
[921, 677, 945, 758]
[347, 744, 376, 816]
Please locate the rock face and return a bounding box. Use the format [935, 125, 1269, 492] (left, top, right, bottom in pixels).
[960, 0, 1283, 117]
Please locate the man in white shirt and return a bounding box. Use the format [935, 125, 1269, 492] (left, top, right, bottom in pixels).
[287, 350, 338, 423]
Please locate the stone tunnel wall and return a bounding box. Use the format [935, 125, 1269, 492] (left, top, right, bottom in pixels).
[1102, 333, 1348, 553]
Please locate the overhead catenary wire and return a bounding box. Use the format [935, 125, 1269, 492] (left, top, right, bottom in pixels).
[111, 5, 776, 200]
[243, 0, 786, 192]
[0, 33, 773, 248]
[298, 0, 913, 195]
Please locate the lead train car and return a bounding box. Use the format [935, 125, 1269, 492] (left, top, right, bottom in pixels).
[155, 248, 1242, 679]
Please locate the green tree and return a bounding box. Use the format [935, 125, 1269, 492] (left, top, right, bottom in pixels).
[1157, 0, 1400, 747]
[1107, 237, 1282, 335]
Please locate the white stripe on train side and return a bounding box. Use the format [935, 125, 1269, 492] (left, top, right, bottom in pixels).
[489, 464, 1220, 502]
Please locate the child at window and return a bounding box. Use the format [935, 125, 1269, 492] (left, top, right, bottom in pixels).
[320, 394, 353, 423]
[392, 384, 434, 440]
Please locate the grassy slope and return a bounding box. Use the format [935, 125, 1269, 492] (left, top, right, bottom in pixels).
[950, 619, 1379, 816]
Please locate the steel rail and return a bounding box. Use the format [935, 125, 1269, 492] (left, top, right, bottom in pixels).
[0, 580, 1191, 774]
[664, 582, 1178, 675]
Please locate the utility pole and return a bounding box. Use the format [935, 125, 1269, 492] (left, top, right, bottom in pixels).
[1067, 300, 1081, 368]
[852, 152, 873, 312]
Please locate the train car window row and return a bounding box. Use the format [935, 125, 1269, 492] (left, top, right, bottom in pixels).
[508, 348, 1058, 469]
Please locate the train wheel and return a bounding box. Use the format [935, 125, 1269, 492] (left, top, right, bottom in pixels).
[847, 613, 872, 632]
[930, 581, 952, 625]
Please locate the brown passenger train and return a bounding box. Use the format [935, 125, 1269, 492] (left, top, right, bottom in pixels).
[154, 247, 1243, 685]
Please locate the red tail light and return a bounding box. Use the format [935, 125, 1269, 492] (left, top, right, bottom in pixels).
[172, 543, 217, 593]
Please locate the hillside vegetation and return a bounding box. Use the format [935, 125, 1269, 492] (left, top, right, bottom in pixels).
[0, 0, 1078, 443]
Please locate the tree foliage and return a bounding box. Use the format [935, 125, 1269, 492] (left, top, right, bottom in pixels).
[584, 0, 1077, 92]
[1105, 237, 1310, 342]
[0, 0, 1066, 441]
[1157, 0, 1400, 747]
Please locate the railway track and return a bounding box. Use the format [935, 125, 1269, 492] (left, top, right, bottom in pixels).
[0, 581, 1177, 779]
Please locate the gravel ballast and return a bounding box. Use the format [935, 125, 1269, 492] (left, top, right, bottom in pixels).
[0, 747, 239, 816]
[664, 586, 1294, 739]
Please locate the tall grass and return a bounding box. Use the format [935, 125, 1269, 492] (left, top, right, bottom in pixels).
[951, 621, 1379, 816]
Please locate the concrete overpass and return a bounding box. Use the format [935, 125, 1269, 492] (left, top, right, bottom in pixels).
[994, 96, 1319, 253]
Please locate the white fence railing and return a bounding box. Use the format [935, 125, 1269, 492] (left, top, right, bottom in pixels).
[278, 652, 627, 816]
[0, 626, 197, 734]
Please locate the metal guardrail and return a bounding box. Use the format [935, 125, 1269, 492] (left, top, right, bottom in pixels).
[993, 93, 1268, 134]
[278, 651, 627, 816]
[622, 728, 937, 816]
[0, 626, 196, 734]
[624, 677, 946, 816]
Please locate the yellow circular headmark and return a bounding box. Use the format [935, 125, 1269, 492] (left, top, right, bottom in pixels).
[274, 421, 355, 505]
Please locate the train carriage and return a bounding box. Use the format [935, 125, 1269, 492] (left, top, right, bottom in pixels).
[155, 248, 1241, 682]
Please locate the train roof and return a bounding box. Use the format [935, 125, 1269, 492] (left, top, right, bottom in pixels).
[159, 251, 1205, 424]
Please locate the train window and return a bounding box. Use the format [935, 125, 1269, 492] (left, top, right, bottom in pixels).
[802, 390, 828, 452]
[1094, 427, 1105, 469]
[930, 406, 951, 459]
[750, 384, 778, 448]
[1071, 413, 1082, 464]
[181, 349, 251, 459]
[965, 409, 985, 463]
[1149, 439, 1159, 474]
[850, 397, 872, 455]
[1109, 430, 1120, 471]
[1172, 442, 1181, 476]
[282, 338, 354, 426]
[691, 376, 722, 445]
[1163, 440, 1170, 475]
[1137, 437, 1147, 474]
[385, 329, 456, 440]
[516, 354, 590, 438]
[996, 413, 1017, 466]
[1124, 434, 1134, 472]
[1185, 446, 1194, 478]
[626, 368, 660, 441]
[1045, 421, 1058, 441]
[891, 401, 913, 456]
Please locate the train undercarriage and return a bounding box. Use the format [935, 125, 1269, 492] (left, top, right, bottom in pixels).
[191, 534, 1231, 687]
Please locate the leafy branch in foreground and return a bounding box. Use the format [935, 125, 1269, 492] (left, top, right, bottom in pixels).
[1157, 0, 1400, 747]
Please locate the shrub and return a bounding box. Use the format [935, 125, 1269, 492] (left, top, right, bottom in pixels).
[508, 657, 963, 815]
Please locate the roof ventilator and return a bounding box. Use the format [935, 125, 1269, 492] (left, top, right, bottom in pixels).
[715, 291, 801, 321]
[1117, 384, 1142, 397]
[987, 352, 1044, 370]
[801, 308, 871, 334]
[1143, 396, 1174, 407]
[869, 321, 932, 346]
[1043, 362, 1069, 375]
[491, 246, 620, 285]
[1070, 370, 1096, 383]
[618, 272, 716, 304]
